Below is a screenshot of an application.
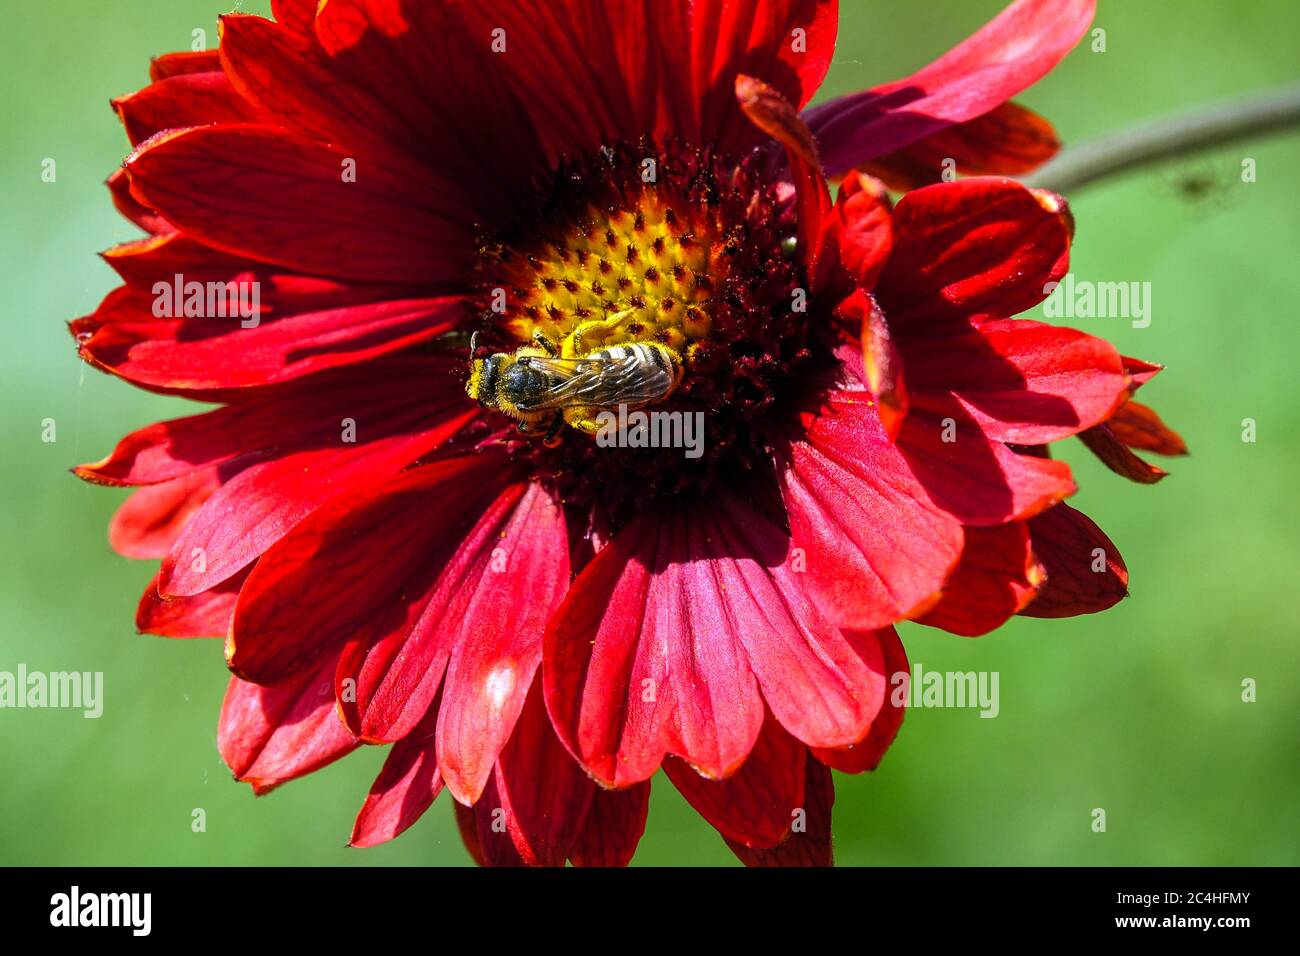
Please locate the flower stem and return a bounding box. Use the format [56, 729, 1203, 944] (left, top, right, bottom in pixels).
[1023, 82, 1300, 194]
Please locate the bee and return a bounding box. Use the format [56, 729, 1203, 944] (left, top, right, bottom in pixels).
[466, 328, 684, 445]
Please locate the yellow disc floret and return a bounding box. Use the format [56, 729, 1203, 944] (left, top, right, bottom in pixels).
[501, 190, 723, 359]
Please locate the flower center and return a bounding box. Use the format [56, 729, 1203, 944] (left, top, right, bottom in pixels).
[466, 141, 813, 525]
[500, 188, 720, 359]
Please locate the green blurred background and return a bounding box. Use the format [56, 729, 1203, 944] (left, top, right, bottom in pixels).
[1, 0, 1296, 866]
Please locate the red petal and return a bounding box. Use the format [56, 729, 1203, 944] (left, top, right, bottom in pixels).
[1077, 424, 1168, 484]
[137, 569, 246, 638]
[107, 167, 170, 235]
[102, 232, 255, 290]
[272, 0, 317, 34]
[454, 800, 492, 866]
[436, 482, 569, 805]
[840, 290, 907, 439]
[1106, 400, 1188, 456]
[664, 713, 805, 849]
[1121, 355, 1163, 390]
[898, 409, 1076, 525]
[308, 1, 549, 203]
[1020, 504, 1128, 618]
[350, 697, 444, 848]
[813, 628, 908, 773]
[775, 390, 962, 630]
[75, 281, 466, 393]
[832, 172, 894, 290]
[107, 468, 220, 558]
[726, 758, 834, 867]
[125, 125, 473, 283]
[77, 354, 463, 486]
[464, 778, 527, 867]
[805, 0, 1095, 177]
[113, 71, 257, 146]
[418, 0, 621, 162]
[149, 50, 221, 82]
[228, 455, 508, 685]
[480, 682, 594, 867]
[685, 0, 838, 154]
[901, 318, 1128, 445]
[218, 655, 358, 794]
[915, 523, 1045, 636]
[874, 178, 1072, 334]
[219, 13, 510, 220]
[338, 478, 566, 748]
[161, 416, 471, 597]
[448, 0, 836, 164]
[736, 75, 835, 291]
[567, 783, 650, 868]
[546, 493, 887, 786]
[542, 505, 764, 788]
[862, 102, 1060, 191]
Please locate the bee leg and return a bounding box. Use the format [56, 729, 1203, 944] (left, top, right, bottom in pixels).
[564, 407, 606, 436]
[565, 322, 599, 357]
[532, 330, 560, 356]
[541, 414, 564, 447]
[600, 307, 640, 340]
[568, 308, 637, 355]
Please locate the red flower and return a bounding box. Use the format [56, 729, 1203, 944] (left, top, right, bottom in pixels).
[76, 0, 1182, 866]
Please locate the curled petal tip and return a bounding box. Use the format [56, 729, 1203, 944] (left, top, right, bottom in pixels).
[1031, 187, 1075, 238]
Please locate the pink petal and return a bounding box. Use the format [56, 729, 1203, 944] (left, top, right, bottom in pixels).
[775, 389, 962, 630]
[228, 455, 509, 684]
[813, 627, 908, 773]
[436, 482, 569, 805]
[805, 0, 1096, 177]
[902, 318, 1128, 445]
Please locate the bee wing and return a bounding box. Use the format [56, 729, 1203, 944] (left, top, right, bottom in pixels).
[519, 353, 672, 410]
[513, 355, 620, 410]
[520, 355, 605, 378]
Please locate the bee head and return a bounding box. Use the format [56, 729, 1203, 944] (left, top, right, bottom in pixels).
[467, 348, 504, 410]
[498, 358, 550, 411]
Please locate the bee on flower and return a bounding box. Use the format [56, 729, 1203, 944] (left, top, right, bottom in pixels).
[75, 0, 1183, 866]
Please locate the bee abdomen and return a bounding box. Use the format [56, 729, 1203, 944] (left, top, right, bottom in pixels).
[642, 342, 684, 387]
